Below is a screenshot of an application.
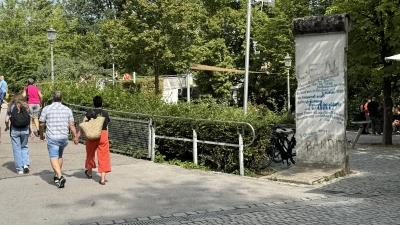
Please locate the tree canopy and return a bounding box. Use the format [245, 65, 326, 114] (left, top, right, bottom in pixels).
[1, 0, 400, 145]
[328, 0, 400, 144]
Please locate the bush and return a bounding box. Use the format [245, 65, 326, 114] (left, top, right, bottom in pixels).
[38, 80, 293, 174]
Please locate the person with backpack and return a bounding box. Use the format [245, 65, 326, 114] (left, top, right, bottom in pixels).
[4, 94, 34, 174]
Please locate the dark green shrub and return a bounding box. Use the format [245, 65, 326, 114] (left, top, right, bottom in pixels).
[38, 80, 291, 174]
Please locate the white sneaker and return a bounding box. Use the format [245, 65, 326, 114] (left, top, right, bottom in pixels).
[17, 170, 23, 174]
[23, 165, 30, 173]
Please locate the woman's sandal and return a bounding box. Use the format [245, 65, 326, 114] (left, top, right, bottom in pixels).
[99, 179, 105, 185]
[85, 170, 92, 179]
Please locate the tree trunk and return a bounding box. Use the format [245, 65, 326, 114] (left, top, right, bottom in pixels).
[155, 66, 160, 95]
[382, 77, 392, 145]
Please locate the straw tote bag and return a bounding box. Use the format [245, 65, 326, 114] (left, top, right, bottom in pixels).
[79, 110, 105, 140]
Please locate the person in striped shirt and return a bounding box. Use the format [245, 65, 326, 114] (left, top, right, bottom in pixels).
[39, 90, 79, 188]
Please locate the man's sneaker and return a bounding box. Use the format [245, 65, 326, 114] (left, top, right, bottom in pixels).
[33, 131, 39, 137]
[17, 170, 23, 174]
[56, 176, 66, 188]
[23, 165, 30, 173]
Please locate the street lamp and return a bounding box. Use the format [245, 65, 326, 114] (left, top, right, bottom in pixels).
[284, 53, 292, 112]
[243, 0, 274, 116]
[243, 0, 252, 116]
[46, 26, 57, 85]
[110, 44, 115, 87]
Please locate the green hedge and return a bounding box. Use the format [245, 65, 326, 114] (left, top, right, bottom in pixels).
[39, 81, 293, 174]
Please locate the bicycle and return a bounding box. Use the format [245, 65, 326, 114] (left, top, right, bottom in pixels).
[264, 123, 296, 167]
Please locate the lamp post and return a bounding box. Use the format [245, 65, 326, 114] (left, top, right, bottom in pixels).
[284, 53, 292, 112]
[244, 0, 274, 116]
[243, 0, 252, 116]
[46, 26, 57, 85]
[110, 44, 115, 87]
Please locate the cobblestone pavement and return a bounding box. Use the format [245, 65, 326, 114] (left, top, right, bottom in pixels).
[86, 132, 400, 225]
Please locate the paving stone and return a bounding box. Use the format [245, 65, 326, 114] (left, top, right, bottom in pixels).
[136, 217, 149, 221]
[172, 213, 187, 217]
[220, 207, 236, 211]
[206, 209, 222, 212]
[160, 214, 173, 218]
[164, 222, 181, 225]
[98, 221, 114, 225]
[149, 216, 163, 220]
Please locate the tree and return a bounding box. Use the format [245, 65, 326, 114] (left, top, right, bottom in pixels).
[101, 0, 207, 94]
[33, 57, 111, 83]
[0, 0, 54, 91]
[309, 0, 335, 16]
[0, 0, 113, 91]
[244, 0, 310, 110]
[60, 0, 124, 35]
[328, 0, 400, 145]
[193, 0, 244, 99]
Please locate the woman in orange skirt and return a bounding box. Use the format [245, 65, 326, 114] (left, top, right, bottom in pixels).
[75, 96, 111, 185]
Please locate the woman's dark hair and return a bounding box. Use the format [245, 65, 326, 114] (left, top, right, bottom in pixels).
[93, 95, 103, 108]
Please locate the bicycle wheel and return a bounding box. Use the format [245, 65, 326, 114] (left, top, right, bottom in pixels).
[287, 139, 296, 164]
[262, 145, 275, 168]
[273, 137, 289, 163]
[273, 148, 283, 163]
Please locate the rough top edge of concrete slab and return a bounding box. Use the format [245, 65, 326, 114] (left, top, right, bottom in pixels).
[292, 13, 350, 36]
[259, 164, 346, 185]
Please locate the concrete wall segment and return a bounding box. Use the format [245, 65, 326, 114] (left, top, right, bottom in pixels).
[293, 14, 350, 173]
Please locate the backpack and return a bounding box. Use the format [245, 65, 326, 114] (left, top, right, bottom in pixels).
[11, 106, 30, 127]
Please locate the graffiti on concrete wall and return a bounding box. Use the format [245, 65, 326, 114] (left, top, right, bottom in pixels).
[295, 41, 347, 164]
[296, 70, 345, 129]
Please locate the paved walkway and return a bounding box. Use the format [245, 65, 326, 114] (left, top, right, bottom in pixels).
[1, 102, 400, 225]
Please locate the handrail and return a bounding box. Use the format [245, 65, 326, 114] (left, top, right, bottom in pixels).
[65, 102, 256, 147]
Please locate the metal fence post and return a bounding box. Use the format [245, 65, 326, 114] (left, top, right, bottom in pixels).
[151, 123, 156, 162]
[239, 133, 244, 176]
[148, 118, 152, 158]
[193, 129, 198, 165]
[186, 74, 190, 103]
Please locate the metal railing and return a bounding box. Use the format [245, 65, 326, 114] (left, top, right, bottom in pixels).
[66, 103, 256, 176]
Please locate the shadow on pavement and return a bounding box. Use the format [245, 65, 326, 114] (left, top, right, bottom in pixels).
[2, 161, 15, 172]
